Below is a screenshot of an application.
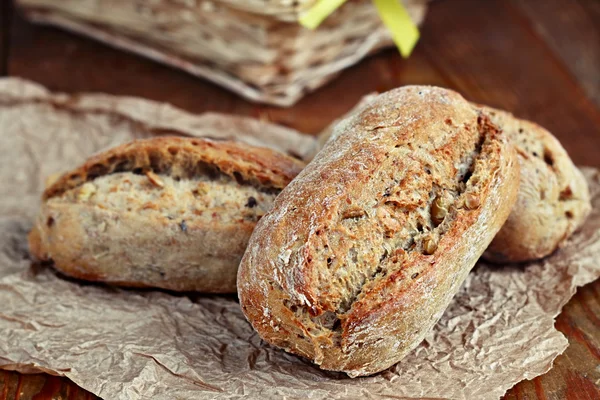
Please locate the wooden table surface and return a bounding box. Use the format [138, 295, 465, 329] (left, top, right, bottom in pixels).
[1, 0, 599, 398]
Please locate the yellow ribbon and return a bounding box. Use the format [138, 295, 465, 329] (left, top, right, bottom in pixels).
[299, 0, 420, 58]
[299, 0, 348, 30]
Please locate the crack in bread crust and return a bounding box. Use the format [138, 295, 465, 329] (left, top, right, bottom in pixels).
[279, 116, 491, 345]
[44, 136, 304, 200]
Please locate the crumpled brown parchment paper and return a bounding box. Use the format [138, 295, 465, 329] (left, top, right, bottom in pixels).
[1, 78, 599, 400]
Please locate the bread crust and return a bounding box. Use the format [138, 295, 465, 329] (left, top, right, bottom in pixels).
[480, 107, 591, 262]
[29, 136, 304, 292]
[238, 86, 520, 376]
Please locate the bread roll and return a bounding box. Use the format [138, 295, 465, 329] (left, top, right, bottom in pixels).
[316, 98, 591, 263]
[238, 86, 520, 376]
[29, 137, 304, 292]
[480, 107, 591, 262]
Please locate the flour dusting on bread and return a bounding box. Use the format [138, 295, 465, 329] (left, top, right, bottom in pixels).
[238, 86, 520, 376]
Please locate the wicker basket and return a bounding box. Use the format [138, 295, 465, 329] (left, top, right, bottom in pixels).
[17, 0, 428, 106]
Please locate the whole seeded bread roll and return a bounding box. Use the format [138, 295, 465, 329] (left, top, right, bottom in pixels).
[480, 107, 591, 262]
[28, 137, 304, 292]
[237, 86, 520, 376]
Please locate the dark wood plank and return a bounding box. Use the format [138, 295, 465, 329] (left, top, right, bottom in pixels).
[418, 0, 600, 167]
[0, 0, 13, 76]
[512, 0, 600, 107]
[0, 371, 97, 400]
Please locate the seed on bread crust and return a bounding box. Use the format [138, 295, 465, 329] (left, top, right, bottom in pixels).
[422, 236, 438, 255]
[77, 182, 96, 201]
[431, 192, 452, 225]
[145, 170, 164, 188]
[464, 193, 480, 210]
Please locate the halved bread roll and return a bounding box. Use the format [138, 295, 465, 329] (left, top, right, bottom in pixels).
[29, 136, 304, 292]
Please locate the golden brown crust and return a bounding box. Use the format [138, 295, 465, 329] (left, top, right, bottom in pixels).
[44, 136, 302, 199]
[29, 136, 304, 293]
[238, 86, 520, 376]
[479, 107, 591, 262]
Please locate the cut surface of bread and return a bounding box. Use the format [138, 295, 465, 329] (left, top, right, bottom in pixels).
[54, 172, 275, 225]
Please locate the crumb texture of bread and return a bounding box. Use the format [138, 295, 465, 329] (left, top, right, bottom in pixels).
[480, 107, 591, 262]
[29, 136, 304, 293]
[238, 86, 520, 376]
[55, 172, 274, 224]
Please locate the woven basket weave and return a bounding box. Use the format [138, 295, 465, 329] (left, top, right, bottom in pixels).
[211, 0, 318, 20]
[17, 0, 428, 106]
